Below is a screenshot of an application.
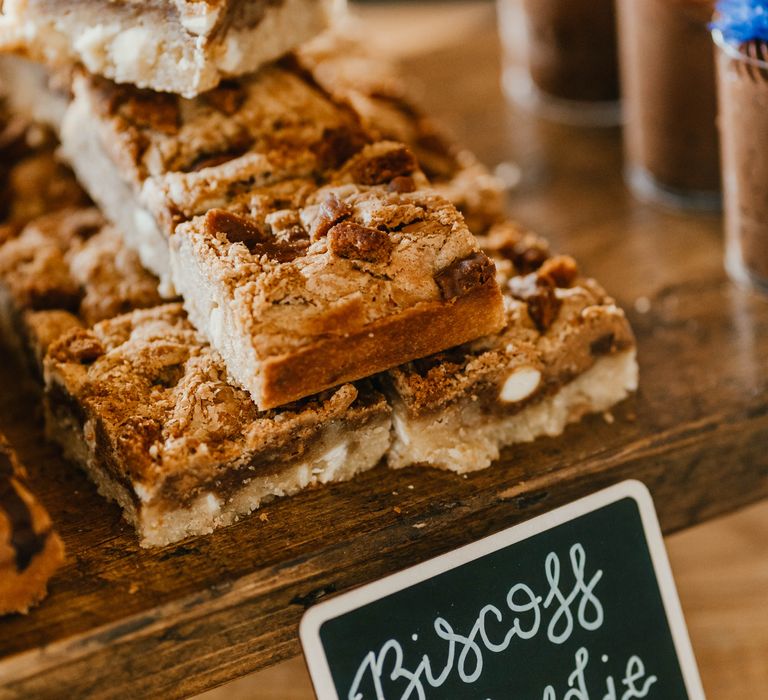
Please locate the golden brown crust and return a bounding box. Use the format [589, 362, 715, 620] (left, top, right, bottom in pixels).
[259, 280, 505, 409]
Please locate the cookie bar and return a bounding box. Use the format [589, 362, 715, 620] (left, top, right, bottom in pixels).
[384, 222, 638, 473]
[0, 205, 163, 371]
[58, 44, 505, 285]
[55, 67, 505, 407]
[171, 141, 504, 409]
[43, 304, 392, 547]
[292, 34, 506, 234]
[1, 0, 340, 97]
[1, 434, 65, 615]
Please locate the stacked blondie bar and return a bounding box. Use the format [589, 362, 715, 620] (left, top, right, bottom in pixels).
[0, 2, 638, 552]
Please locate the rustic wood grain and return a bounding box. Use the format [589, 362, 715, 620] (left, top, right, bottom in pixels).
[1, 3, 767, 698]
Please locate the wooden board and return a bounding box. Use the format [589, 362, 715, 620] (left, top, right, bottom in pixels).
[195, 501, 768, 700]
[1, 4, 767, 698]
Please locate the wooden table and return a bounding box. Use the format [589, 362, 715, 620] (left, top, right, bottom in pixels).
[1, 3, 767, 698]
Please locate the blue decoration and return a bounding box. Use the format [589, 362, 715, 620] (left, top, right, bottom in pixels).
[713, 0, 768, 43]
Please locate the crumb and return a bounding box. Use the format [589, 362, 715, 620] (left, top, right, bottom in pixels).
[392, 490, 398, 496]
[128, 582, 139, 594]
[413, 522, 426, 529]
[634, 296, 651, 314]
[493, 161, 522, 191]
[259, 512, 269, 523]
[407, 484, 414, 490]
[602, 411, 615, 424]
[393, 506, 402, 515]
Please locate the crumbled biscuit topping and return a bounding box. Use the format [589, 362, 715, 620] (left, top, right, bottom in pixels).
[327, 221, 393, 264]
[387, 221, 636, 415]
[76, 39, 504, 233]
[45, 304, 389, 503]
[346, 145, 418, 186]
[435, 252, 497, 301]
[0, 207, 164, 327]
[174, 142, 499, 357]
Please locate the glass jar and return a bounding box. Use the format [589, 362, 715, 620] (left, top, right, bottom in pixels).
[714, 30, 768, 293]
[498, 0, 620, 126]
[617, 0, 721, 209]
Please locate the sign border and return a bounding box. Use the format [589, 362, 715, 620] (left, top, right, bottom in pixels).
[300, 480, 705, 700]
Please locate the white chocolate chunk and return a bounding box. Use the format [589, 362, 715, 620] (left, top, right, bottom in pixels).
[499, 367, 542, 403]
[179, 5, 221, 37]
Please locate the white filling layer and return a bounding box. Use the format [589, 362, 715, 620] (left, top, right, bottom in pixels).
[6, 0, 338, 97]
[388, 350, 639, 474]
[60, 93, 176, 295]
[45, 391, 391, 548]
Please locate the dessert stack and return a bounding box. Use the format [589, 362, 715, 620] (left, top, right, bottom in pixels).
[0, 2, 638, 556]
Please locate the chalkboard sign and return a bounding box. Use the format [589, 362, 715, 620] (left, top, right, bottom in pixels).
[300, 481, 704, 700]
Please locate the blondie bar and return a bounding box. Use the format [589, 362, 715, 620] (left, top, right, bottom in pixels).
[0, 205, 163, 371]
[1, 0, 340, 97]
[293, 34, 506, 234]
[58, 67, 504, 408]
[1, 433, 65, 615]
[384, 222, 638, 473]
[171, 141, 504, 409]
[44, 304, 392, 547]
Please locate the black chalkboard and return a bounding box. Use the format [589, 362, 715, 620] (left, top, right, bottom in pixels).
[301, 481, 704, 700]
